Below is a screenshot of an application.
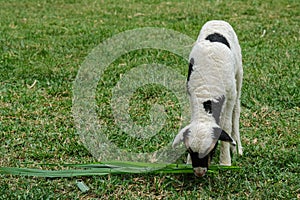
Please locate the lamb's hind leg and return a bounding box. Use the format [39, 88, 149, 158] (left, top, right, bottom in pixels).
[231, 95, 243, 155]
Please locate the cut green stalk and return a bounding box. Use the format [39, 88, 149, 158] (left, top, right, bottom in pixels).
[0, 162, 240, 178]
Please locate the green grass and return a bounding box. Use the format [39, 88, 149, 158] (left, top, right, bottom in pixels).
[0, 162, 240, 178]
[0, 0, 299, 199]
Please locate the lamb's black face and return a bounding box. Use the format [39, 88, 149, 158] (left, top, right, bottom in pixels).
[188, 144, 218, 177]
[188, 148, 209, 168]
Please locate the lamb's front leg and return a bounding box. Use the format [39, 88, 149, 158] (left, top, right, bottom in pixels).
[219, 119, 232, 166]
[219, 103, 234, 166]
[220, 141, 231, 166]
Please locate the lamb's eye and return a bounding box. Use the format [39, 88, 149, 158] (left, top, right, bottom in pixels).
[203, 100, 212, 114]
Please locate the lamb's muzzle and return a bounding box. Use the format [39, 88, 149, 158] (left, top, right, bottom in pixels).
[194, 167, 207, 177]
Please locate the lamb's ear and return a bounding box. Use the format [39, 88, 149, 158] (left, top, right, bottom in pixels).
[172, 125, 191, 149]
[219, 129, 236, 146]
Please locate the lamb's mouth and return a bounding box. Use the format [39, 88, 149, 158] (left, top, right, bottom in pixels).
[193, 167, 207, 177]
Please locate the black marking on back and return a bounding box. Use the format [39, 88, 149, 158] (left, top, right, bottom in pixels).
[205, 33, 230, 49]
[187, 58, 194, 82]
[203, 100, 212, 114]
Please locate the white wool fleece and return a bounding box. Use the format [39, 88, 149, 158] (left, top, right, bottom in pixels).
[185, 40, 236, 157]
[188, 40, 236, 120]
[197, 20, 242, 78]
[173, 20, 243, 166]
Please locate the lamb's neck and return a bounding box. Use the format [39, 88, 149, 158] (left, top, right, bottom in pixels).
[190, 105, 211, 122]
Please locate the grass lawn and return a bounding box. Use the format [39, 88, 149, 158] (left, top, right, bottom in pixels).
[0, 0, 299, 199]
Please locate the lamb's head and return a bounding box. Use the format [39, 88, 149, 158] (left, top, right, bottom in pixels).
[173, 123, 235, 177]
[172, 97, 236, 177]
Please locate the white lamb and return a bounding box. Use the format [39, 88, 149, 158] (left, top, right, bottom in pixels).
[172, 20, 243, 177]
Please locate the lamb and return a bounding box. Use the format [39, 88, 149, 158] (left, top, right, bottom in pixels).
[172, 20, 243, 177]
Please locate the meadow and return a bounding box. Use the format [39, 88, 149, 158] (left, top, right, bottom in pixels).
[0, 0, 299, 199]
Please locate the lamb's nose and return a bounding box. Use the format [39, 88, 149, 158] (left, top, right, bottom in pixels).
[193, 167, 207, 177]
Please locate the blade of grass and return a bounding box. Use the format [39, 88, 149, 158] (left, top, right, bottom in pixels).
[0, 167, 109, 178]
[0, 161, 240, 178]
[20, 161, 240, 170]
